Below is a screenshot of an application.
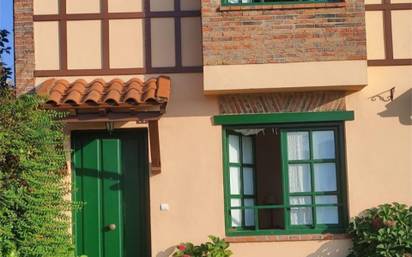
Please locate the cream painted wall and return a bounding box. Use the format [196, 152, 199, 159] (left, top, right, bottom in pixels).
[66, 0, 100, 14]
[391, 10, 412, 59]
[33, 0, 58, 15]
[203, 61, 368, 94]
[108, 0, 143, 12]
[34, 21, 60, 70]
[181, 17, 203, 67]
[151, 0, 174, 11]
[34, 63, 411, 257]
[34, 73, 345, 256]
[67, 20, 102, 69]
[230, 240, 352, 257]
[151, 18, 176, 68]
[365, 11, 385, 60]
[31, 0, 410, 253]
[346, 66, 412, 216]
[109, 19, 145, 68]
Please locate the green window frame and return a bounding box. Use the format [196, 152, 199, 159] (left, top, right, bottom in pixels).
[221, 0, 341, 6]
[222, 121, 349, 236]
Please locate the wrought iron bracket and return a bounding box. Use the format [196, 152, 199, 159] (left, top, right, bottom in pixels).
[370, 87, 395, 102]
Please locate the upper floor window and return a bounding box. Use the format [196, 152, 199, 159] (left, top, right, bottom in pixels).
[222, 122, 348, 236]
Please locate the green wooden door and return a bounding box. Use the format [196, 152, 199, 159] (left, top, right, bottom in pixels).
[72, 129, 150, 257]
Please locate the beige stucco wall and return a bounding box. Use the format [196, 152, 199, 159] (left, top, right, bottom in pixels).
[346, 66, 412, 216]
[31, 0, 410, 255]
[391, 10, 412, 59]
[365, 11, 385, 60]
[34, 64, 411, 257]
[203, 61, 368, 94]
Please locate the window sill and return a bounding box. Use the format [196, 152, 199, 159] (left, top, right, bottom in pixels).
[225, 233, 349, 243]
[219, 2, 346, 11]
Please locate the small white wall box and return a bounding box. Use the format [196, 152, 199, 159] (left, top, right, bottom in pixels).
[160, 203, 169, 211]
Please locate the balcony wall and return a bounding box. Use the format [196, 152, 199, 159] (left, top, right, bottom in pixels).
[201, 0, 368, 93]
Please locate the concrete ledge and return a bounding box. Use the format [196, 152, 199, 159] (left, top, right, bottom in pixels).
[203, 60, 368, 94]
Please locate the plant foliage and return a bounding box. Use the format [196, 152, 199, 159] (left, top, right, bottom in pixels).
[347, 202, 412, 257]
[0, 87, 74, 257]
[173, 236, 233, 257]
[0, 29, 12, 88]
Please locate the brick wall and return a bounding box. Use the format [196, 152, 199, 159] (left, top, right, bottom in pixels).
[202, 0, 367, 65]
[219, 91, 346, 114]
[14, 0, 35, 94]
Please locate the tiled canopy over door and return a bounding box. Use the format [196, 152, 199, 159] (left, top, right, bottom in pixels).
[33, 0, 202, 77]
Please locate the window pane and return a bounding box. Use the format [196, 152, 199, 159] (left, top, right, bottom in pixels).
[290, 207, 312, 225]
[242, 136, 254, 164]
[315, 195, 339, 224]
[228, 135, 240, 163]
[315, 195, 338, 204]
[243, 167, 254, 195]
[229, 167, 241, 195]
[290, 196, 312, 205]
[314, 163, 337, 192]
[288, 164, 311, 193]
[313, 131, 335, 159]
[258, 209, 285, 230]
[316, 206, 339, 224]
[230, 199, 242, 227]
[287, 132, 310, 161]
[290, 197, 312, 225]
[244, 199, 255, 226]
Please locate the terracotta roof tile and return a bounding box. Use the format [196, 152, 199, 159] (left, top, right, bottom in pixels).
[36, 76, 171, 108]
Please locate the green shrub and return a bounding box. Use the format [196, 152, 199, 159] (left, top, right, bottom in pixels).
[173, 235, 232, 257]
[347, 202, 412, 257]
[0, 88, 74, 257]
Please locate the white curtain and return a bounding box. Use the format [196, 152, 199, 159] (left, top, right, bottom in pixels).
[287, 132, 309, 160]
[290, 197, 312, 225]
[234, 129, 264, 136]
[288, 164, 311, 193]
[287, 132, 312, 225]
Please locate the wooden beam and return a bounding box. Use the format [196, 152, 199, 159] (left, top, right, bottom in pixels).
[149, 120, 161, 174]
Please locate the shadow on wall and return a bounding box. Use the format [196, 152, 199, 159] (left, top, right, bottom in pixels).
[377, 88, 412, 126]
[307, 240, 351, 257]
[156, 246, 175, 257]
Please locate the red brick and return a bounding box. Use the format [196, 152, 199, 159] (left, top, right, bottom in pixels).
[14, 0, 34, 95]
[202, 0, 366, 66]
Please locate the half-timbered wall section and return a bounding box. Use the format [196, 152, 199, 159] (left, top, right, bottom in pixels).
[365, 0, 412, 66]
[33, 0, 202, 77]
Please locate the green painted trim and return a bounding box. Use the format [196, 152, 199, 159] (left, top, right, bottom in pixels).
[214, 111, 354, 126]
[221, 0, 341, 6]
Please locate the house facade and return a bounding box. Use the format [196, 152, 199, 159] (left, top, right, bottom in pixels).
[14, 0, 411, 256]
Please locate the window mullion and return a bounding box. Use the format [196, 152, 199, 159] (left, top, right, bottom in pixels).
[335, 126, 344, 226]
[239, 135, 245, 228]
[252, 136, 258, 231]
[309, 130, 317, 229]
[280, 130, 290, 230]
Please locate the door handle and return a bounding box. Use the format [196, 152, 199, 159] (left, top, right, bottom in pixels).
[107, 224, 116, 231]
